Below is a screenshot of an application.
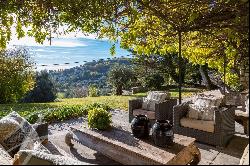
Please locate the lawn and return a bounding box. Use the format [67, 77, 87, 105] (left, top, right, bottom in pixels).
[0, 95, 137, 113]
[0, 88, 202, 123]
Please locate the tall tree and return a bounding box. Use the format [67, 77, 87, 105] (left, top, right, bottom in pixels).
[199, 63, 218, 90]
[132, 53, 203, 87]
[23, 70, 57, 102]
[0, 48, 34, 103]
[108, 64, 135, 95]
[144, 73, 165, 90]
[1, 0, 248, 95]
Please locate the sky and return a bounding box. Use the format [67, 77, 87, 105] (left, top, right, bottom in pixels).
[7, 29, 103, 47]
[7, 27, 130, 71]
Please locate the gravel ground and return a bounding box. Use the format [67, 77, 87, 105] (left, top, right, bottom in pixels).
[48, 109, 130, 135]
[47, 109, 129, 165]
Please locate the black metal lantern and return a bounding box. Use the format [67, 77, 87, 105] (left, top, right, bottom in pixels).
[152, 120, 174, 147]
[131, 115, 150, 138]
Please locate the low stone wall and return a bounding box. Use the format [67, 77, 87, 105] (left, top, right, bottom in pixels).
[192, 89, 244, 107]
[131, 86, 146, 94]
[240, 64, 249, 90]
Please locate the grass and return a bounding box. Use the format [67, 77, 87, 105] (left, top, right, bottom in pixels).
[131, 88, 202, 98]
[0, 96, 138, 123]
[0, 88, 203, 123]
[0, 96, 135, 113]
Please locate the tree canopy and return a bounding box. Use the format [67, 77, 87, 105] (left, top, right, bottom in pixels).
[108, 64, 135, 95]
[0, 48, 34, 103]
[22, 70, 57, 103]
[0, 0, 248, 88]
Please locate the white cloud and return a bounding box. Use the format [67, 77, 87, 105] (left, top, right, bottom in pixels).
[7, 24, 108, 48]
[7, 37, 88, 47]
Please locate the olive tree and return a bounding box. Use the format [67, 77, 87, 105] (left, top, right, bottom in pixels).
[108, 64, 135, 95]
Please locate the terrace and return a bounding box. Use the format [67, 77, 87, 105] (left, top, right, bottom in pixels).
[1, 89, 249, 165]
[0, 1, 249, 165]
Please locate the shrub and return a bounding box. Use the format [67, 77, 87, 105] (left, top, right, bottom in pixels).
[0, 48, 35, 104]
[88, 108, 112, 130]
[87, 102, 111, 111]
[27, 112, 40, 124]
[25, 105, 88, 124]
[88, 85, 99, 97]
[0, 103, 113, 125]
[43, 106, 88, 123]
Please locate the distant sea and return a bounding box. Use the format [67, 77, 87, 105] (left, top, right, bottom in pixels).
[18, 38, 130, 71]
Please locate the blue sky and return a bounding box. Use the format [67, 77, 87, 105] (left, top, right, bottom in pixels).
[8, 30, 130, 70]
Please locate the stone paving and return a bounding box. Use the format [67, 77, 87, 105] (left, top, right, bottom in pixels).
[196, 132, 248, 165]
[48, 109, 249, 165]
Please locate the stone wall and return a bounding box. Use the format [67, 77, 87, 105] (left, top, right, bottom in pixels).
[245, 94, 249, 114]
[240, 58, 249, 90]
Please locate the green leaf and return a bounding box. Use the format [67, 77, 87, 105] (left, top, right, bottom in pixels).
[188, 12, 199, 23]
[110, 44, 116, 56]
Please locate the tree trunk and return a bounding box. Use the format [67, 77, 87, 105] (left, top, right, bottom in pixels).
[199, 64, 218, 90]
[161, 55, 186, 84]
[116, 85, 123, 95]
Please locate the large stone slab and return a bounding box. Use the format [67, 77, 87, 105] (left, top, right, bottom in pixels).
[67, 126, 200, 165]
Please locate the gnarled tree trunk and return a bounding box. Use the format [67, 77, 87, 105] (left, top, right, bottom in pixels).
[199, 64, 218, 90]
[116, 85, 123, 95]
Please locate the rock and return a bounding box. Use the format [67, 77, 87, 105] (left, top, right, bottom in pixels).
[65, 132, 74, 147]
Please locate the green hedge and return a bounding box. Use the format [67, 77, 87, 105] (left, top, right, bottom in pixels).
[0, 103, 111, 124]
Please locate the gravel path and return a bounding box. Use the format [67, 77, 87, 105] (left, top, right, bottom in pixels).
[47, 109, 129, 165]
[48, 109, 129, 135]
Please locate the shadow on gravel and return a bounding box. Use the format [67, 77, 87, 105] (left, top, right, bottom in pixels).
[70, 146, 120, 165]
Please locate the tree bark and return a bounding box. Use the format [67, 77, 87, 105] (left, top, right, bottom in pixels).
[160, 55, 186, 84]
[116, 85, 123, 95]
[199, 64, 218, 90]
[178, 31, 182, 104]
